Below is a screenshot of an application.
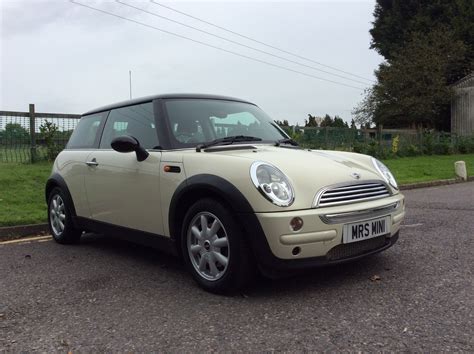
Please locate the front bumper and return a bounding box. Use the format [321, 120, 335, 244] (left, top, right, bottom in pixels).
[239, 194, 404, 273]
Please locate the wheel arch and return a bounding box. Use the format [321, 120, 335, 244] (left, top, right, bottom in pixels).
[168, 174, 255, 247]
[45, 173, 77, 219]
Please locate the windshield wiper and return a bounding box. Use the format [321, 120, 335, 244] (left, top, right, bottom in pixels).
[275, 138, 299, 147]
[196, 135, 262, 152]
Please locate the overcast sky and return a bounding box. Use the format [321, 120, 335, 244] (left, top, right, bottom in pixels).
[1, 0, 382, 125]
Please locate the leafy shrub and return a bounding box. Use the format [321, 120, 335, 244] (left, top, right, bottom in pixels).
[421, 133, 434, 155]
[405, 144, 420, 157]
[454, 136, 474, 154]
[432, 140, 452, 155]
[39, 121, 61, 161]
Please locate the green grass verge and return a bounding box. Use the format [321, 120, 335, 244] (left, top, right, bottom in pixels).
[0, 162, 52, 226]
[383, 154, 474, 185]
[0, 154, 473, 226]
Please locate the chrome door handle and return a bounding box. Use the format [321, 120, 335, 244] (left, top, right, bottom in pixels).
[85, 158, 98, 167]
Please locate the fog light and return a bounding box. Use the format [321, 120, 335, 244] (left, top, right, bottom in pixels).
[292, 246, 301, 256]
[290, 217, 303, 231]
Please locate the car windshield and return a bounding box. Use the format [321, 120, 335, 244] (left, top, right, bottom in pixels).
[163, 99, 288, 148]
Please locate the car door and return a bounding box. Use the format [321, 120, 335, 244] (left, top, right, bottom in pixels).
[83, 102, 164, 235]
[60, 112, 107, 218]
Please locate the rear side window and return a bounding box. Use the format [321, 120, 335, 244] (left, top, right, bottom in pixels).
[67, 112, 106, 149]
[99, 102, 159, 149]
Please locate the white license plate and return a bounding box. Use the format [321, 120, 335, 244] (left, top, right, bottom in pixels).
[343, 216, 391, 244]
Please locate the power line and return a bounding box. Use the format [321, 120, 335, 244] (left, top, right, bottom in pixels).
[70, 1, 365, 91]
[150, 0, 375, 83]
[116, 0, 368, 86]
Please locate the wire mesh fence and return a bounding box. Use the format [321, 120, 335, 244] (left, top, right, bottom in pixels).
[0, 105, 81, 163]
[1, 105, 473, 164]
[282, 126, 474, 158]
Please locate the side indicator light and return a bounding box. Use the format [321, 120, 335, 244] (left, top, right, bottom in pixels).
[164, 165, 181, 173]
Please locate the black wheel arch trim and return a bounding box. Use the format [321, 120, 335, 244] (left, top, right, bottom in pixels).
[45, 173, 78, 221]
[169, 174, 255, 238]
[168, 174, 263, 241]
[168, 174, 292, 268]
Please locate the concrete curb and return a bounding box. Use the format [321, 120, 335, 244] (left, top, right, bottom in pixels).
[0, 223, 49, 241]
[399, 176, 474, 190]
[1, 177, 473, 241]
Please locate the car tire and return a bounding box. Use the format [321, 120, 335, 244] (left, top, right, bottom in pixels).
[181, 198, 254, 294]
[47, 187, 82, 244]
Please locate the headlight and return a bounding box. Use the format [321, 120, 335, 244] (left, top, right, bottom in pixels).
[250, 161, 294, 207]
[372, 158, 398, 190]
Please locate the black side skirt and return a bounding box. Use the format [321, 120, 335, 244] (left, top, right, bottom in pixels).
[75, 217, 177, 256]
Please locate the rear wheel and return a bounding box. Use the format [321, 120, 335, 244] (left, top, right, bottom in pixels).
[181, 198, 254, 294]
[47, 187, 82, 244]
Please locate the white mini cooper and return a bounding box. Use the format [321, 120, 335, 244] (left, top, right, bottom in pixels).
[46, 94, 405, 293]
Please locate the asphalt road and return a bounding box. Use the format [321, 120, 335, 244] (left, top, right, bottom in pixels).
[1, 182, 473, 351]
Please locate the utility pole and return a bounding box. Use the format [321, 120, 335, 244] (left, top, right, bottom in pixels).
[129, 70, 132, 99]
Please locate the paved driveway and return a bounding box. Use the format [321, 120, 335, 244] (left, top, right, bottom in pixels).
[1, 182, 473, 351]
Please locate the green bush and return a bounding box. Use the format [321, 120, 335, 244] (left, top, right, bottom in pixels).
[432, 140, 451, 155]
[405, 144, 420, 157]
[454, 136, 474, 154]
[39, 121, 61, 161]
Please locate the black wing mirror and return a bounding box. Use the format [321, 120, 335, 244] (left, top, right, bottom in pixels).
[111, 135, 149, 162]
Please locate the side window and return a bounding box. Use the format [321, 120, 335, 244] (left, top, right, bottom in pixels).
[67, 113, 105, 149]
[99, 102, 159, 149]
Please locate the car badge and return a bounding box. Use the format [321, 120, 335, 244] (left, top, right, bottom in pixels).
[350, 172, 361, 180]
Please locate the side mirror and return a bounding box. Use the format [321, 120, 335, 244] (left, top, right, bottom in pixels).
[111, 135, 149, 162]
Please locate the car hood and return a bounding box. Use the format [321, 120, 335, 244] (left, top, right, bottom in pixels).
[212, 144, 381, 183]
[180, 144, 395, 211]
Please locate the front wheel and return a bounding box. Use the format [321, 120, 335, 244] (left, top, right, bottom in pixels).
[47, 187, 82, 244]
[181, 198, 254, 294]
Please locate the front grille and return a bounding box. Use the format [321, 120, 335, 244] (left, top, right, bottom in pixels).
[326, 236, 388, 261]
[316, 182, 390, 207]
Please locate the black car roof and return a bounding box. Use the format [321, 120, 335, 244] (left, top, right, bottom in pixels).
[83, 93, 256, 116]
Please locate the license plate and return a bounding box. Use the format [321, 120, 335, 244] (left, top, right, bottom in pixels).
[343, 216, 391, 244]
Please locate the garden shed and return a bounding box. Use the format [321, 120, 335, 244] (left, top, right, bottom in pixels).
[451, 73, 474, 136]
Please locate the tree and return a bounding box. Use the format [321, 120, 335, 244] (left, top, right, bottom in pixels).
[320, 114, 333, 127]
[274, 120, 289, 127]
[333, 116, 348, 128]
[372, 28, 468, 129]
[304, 114, 319, 127]
[363, 0, 474, 131]
[0, 123, 30, 142]
[350, 119, 357, 129]
[352, 88, 378, 127]
[370, 0, 474, 83]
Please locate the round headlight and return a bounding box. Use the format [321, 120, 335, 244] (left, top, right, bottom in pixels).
[250, 161, 295, 207]
[372, 158, 398, 190]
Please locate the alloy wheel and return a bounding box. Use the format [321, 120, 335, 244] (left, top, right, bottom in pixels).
[50, 194, 66, 236]
[187, 212, 230, 281]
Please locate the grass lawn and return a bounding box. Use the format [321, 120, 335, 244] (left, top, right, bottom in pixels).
[0, 154, 473, 226]
[0, 162, 52, 226]
[383, 154, 474, 184]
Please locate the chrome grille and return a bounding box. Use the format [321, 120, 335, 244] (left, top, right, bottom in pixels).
[316, 181, 390, 207]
